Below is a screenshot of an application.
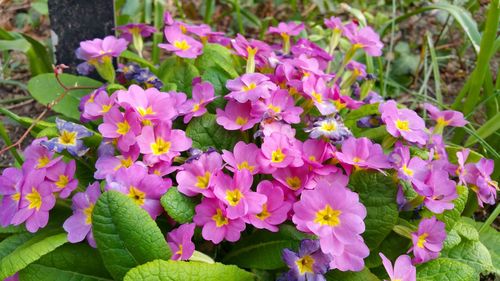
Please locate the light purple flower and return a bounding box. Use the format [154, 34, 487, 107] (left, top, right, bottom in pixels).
[380, 100, 428, 145]
[159, 26, 203, 59]
[226, 73, 277, 103]
[222, 141, 261, 175]
[268, 22, 305, 37]
[216, 100, 260, 131]
[379, 253, 416, 281]
[390, 142, 429, 195]
[424, 103, 467, 128]
[176, 151, 223, 198]
[465, 159, 498, 207]
[344, 25, 383, 57]
[411, 216, 446, 264]
[98, 107, 141, 153]
[324, 16, 344, 32]
[258, 132, 304, 173]
[231, 34, 272, 67]
[41, 118, 94, 157]
[180, 81, 215, 123]
[421, 162, 458, 213]
[0, 167, 24, 227]
[115, 23, 157, 42]
[76, 36, 128, 63]
[45, 160, 78, 199]
[336, 137, 391, 171]
[280, 239, 330, 281]
[251, 89, 303, 124]
[23, 138, 62, 171]
[82, 88, 116, 121]
[167, 223, 196, 261]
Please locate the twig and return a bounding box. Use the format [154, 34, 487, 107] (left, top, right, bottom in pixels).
[5, 99, 34, 110]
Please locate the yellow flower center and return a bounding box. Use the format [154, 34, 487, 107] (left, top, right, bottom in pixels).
[212, 208, 229, 227]
[151, 137, 171, 155]
[256, 204, 271, 220]
[101, 104, 112, 113]
[36, 156, 51, 169]
[242, 82, 257, 92]
[116, 121, 130, 135]
[308, 155, 317, 162]
[193, 103, 201, 112]
[286, 176, 302, 190]
[235, 116, 248, 126]
[352, 157, 363, 163]
[84, 203, 94, 225]
[314, 204, 342, 226]
[417, 232, 429, 248]
[128, 186, 146, 206]
[271, 148, 286, 163]
[114, 157, 134, 171]
[333, 99, 346, 110]
[11, 192, 21, 202]
[436, 117, 449, 126]
[311, 91, 323, 103]
[137, 106, 155, 117]
[179, 25, 187, 34]
[295, 255, 315, 275]
[174, 40, 191, 51]
[176, 244, 183, 256]
[402, 165, 414, 177]
[55, 175, 69, 189]
[321, 121, 337, 132]
[58, 130, 77, 146]
[395, 119, 410, 131]
[268, 104, 281, 113]
[246, 46, 258, 56]
[225, 189, 244, 206]
[26, 187, 42, 211]
[237, 161, 255, 172]
[195, 172, 211, 189]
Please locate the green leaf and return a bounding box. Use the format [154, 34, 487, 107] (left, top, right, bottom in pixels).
[0, 225, 25, 234]
[365, 231, 410, 268]
[453, 220, 479, 241]
[92, 191, 171, 280]
[465, 112, 500, 146]
[201, 66, 230, 111]
[343, 103, 380, 128]
[348, 171, 399, 249]
[0, 231, 68, 280]
[326, 267, 380, 281]
[416, 258, 476, 281]
[0, 233, 33, 260]
[186, 113, 240, 151]
[160, 187, 197, 224]
[123, 260, 254, 281]
[120, 50, 158, 74]
[19, 244, 113, 281]
[0, 39, 31, 52]
[195, 43, 239, 78]
[421, 185, 468, 231]
[222, 229, 300, 270]
[442, 239, 493, 275]
[159, 59, 200, 95]
[27, 73, 101, 120]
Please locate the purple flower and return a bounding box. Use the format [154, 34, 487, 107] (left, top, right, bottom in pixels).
[424, 103, 467, 128]
[82, 88, 116, 121]
[180, 81, 216, 123]
[0, 167, 24, 227]
[41, 118, 93, 157]
[324, 16, 344, 32]
[336, 137, 391, 171]
[76, 36, 128, 63]
[390, 142, 429, 195]
[23, 138, 62, 171]
[176, 151, 223, 198]
[98, 107, 141, 153]
[115, 23, 157, 42]
[216, 100, 260, 131]
[280, 239, 330, 281]
[258, 133, 304, 173]
[344, 25, 383, 57]
[465, 159, 498, 207]
[290, 39, 332, 67]
[268, 22, 304, 37]
[379, 253, 416, 281]
[226, 73, 277, 103]
[346, 61, 367, 79]
[45, 160, 78, 199]
[251, 89, 303, 124]
[222, 141, 261, 175]
[421, 162, 458, 213]
[63, 182, 101, 247]
[159, 26, 203, 59]
[307, 117, 352, 142]
[167, 223, 196, 261]
[380, 100, 428, 145]
[231, 34, 272, 67]
[411, 216, 446, 264]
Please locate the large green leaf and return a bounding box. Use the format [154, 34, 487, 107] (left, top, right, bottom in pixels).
[201, 66, 230, 112]
[160, 187, 198, 224]
[185, 113, 240, 151]
[27, 73, 101, 120]
[326, 267, 380, 281]
[416, 258, 476, 281]
[421, 185, 468, 231]
[0, 231, 67, 279]
[92, 191, 171, 280]
[19, 244, 113, 281]
[0, 39, 31, 52]
[348, 171, 399, 250]
[123, 260, 254, 281]
[159, 58, 200, 95]
[222, 228, 301, 270]
[195, 43, 239, 78]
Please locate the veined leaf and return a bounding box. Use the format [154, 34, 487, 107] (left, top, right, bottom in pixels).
[160, 187, 198, 224]
[186, 113, 241, 151]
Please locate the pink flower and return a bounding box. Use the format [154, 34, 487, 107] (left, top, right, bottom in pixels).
[390, 142, 429, 195]
[0, 167, 24, 227]
[136, 121, 192, 165]
[245, 180, 291, 232]
[98, 107, 141, 153]
[216, 100, 259, 131]
[82, 89, 116, 121]
[292, 179, 369, 271]
[11, 169, 55, 233]
[226, 73, 277, 103]
[301, 139, 334, 171]
[344, 25, 383, 57]
[115, 23, 156, 42]
[258, 133, 304, 173]
[268, 22, 305, 37]
[176, 152, 223, 198]
[213, 170, 267, 219]
[94, 153, 138, 179]
[273, 166, 312, 192]
[222, 141, 261, 175]
[231, 34, 272, 67]
[324, 16, 344, 32]
[411, 217, 446, 264]
[251, 89, 303, 124]
[180, 81, 215, 123]
[331, 86, 363, 110]
[45, 160, 78, 199]
[23, 138, 62, 171]
[336, 137, 391, 171]
[302, 77, 336, 115]
[424, 103, 467, 128]
[379, 253, 416, 281]
[380, 100, 428, 145]
[159, 26, 203, 59]
[193, 198, 246, 244]
[465, 159, 498, 207]
[77, 36, 128, 63]
[106, 164, 170, 219]
[167, 223, 196, 261]
[421, 163, 458, 213]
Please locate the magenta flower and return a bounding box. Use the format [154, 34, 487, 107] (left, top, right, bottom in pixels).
[290, 39, 332, 67]
[251, 89, 303, 124]
[23, 138, 62, 171]
[465, 159, 498, 207]
[336, 137, 391, 171]
[45, 160, 78, 199]
[180, 81, 215, 123]
[292, 179, 369, 271]
[258, 133, 304, 173]
[11, 169, 55, 233]
[273, 166, 312, 192]
[115, 23, 157, 42]
[422, 163, 458, 213]
[390, 142, 429, 195]
[106, 164, 170, 219]
[193, 198, 246, 244]
[380, 100, 428, 145]
[98, 107, 141, 153]
[94, 153, 138, 179]
[424, 103, 467, 128]
[82, 89, 116, 121]
[324, 16, 344, 32]
[302, 77, 336, 115]
[159, 26, 203, 59]
[411, 216, 446, 264]
[136, 121, 192, 165]
[346, 61, 367, 79]
[222, 141, 261, 175]
[301, 139, 334, 170]
[216, 100, 259, 131]
[344, 25, 383, 57]
[213, 170, 267, 219]
[63, 182, 101, 247]
[117, 85, 178, 123]
[231, 34, 272, 66]
[455, 149, 470, 186]
[331, 86, 363, 110]
[281, 239, 330, 281]
[226, 73, 277, 103]
[268, 22, 304, 37]
[167, 223, 196, 261]
[176, 151, 223, 198]
[0, 167, 24, 227]
[76, 35, 128, 63]
[246, 180, 291, 232]
[379, 253, 416, 281]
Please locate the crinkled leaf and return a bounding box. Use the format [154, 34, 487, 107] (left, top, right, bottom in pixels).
[92, 191, 171, 280]
[19, 243, 113, 281]
[421, 185, 468, 231]
[160, 187, 197, 224]
[202, 66, 230, 112]
[453, 220, 479, 241]
[443, 229, 461, 250]
[186, 113, 240, 151]
[326, 267, 380, 281]
[442, 239, 493, 275]
[196, 43, 239, 78]
[349, 171, 399, 250]
[416, 258, 476, 281]
[159, 59, 199, 95]
[27, 73, 101, 120]
[123, 259, 254, 281]
[0, 230, 67, 280]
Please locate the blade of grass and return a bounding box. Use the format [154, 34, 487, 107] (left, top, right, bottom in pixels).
[426, 32, 443, 106]
[234, 0, 244, 34]
[464, 112, 500, 147]
[204, 0, 215, 25]
[152, 0, 164, 65]
[0, 121, 23, 165]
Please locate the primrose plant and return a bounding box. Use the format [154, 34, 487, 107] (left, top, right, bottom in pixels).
[0, 12, 498, 281]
